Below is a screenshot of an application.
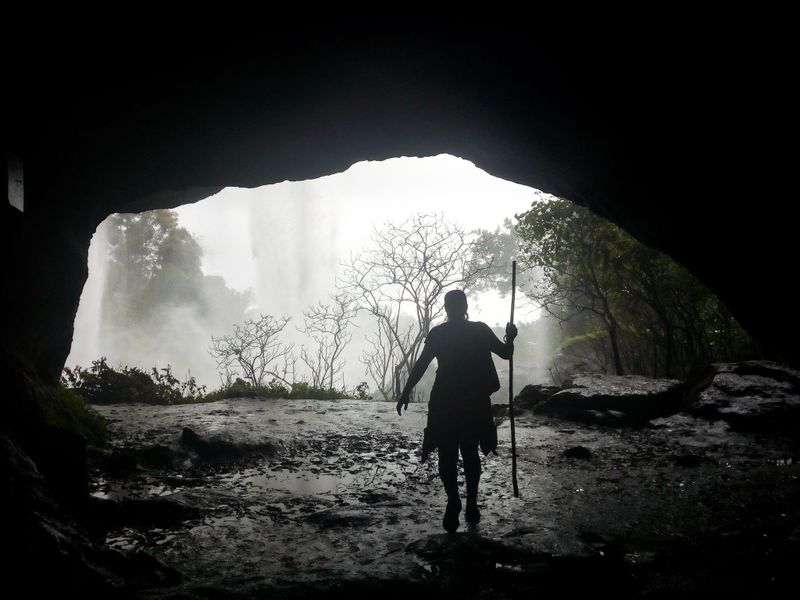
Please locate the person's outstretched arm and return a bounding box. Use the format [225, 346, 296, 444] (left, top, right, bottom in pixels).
[489, 322, 517, 360]
[396, 345, 435, 415]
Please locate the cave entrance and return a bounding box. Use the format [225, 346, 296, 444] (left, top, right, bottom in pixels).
[67, 154, 549, 403]
[67, 151, 755, 409]
[61, 153, 761, 595]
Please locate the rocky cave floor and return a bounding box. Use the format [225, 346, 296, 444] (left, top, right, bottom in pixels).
[81, 394, 800, 599]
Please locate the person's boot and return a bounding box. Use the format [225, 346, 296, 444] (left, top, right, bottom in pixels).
[441, 477, 461, 532]
[443, 496, 462, 532]
[464, 502, 481, 524]
[465, 474, 481, 524]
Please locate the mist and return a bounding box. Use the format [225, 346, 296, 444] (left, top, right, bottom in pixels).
[67, 154, 547, 393]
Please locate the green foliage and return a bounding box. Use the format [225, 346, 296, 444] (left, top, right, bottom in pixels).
[42, 385, 109, 446]
[63, 359, 357, 406]
[204, 377, 351, 401]
[205, 377, 288, 401]
[288, 381, 350, 400]
[512, 197, 758, 379]
[62, 358, 208, 405]
[558, 329, 610, 351]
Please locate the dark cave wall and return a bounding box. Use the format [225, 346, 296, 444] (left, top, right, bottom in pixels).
[5, 22, 797, 390]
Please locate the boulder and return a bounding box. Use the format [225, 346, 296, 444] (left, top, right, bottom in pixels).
[513, 384, 562, 410]
[181, 427, 242, 460]
[136, 444, 181, 469]
[180, 427, 277, 463]
[692, 361, 800, 433]
[89, 444, 190, 477]
[535, 374, 684, 425]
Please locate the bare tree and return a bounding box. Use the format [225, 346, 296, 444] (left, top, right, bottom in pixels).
[298, 293, 357, 389]
[208, 314, 295, 387]
[359, 312, 402, 400]
[341, 213, 492, 397]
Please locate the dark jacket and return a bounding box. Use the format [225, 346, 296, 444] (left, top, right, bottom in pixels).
[421, 320, 507, 461]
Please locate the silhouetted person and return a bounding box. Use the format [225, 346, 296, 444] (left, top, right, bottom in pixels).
[397, 289, 516, 532]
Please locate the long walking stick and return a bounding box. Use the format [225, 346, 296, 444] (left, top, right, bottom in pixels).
[508, 260, 519, 498]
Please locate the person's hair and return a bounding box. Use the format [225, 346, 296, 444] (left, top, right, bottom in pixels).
[444, 289, 469, 321]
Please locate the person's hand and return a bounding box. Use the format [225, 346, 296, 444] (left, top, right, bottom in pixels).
[505, 322, 518, 342]
[396, 391, 410, 416]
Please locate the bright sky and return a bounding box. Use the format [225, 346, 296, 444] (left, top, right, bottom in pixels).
[174, 154, 543, 327]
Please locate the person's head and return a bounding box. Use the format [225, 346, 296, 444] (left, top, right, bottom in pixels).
[444, 289, 469, 321]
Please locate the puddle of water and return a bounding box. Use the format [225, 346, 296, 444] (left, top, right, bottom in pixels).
[217, 458, 416, 497]
[223, 470, 360, 495]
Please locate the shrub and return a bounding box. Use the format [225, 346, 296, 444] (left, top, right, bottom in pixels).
[353, 381, 372, 400]
[62, 358, 207, 405]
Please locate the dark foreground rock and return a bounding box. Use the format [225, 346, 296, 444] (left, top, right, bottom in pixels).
[692, 361, 800, 433]
[2, 431, 182, 598]
[89, 444, 191, 477]
[533, 374, 684, 425]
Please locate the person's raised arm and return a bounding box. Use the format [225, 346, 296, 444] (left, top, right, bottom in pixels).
[396, 344, 436, 416]
[489, 322, 517, 360]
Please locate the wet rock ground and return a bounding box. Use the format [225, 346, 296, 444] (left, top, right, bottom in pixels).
[88, 397, 800, 598]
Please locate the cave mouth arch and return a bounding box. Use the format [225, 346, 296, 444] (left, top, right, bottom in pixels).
[66, 150, 756, 409]
[6, 24, 798, 596]
[67, 154, 552, 395]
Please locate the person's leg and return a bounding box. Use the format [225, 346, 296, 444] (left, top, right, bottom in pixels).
[438, 435, 461, 531]
[460, 435, 482, 523]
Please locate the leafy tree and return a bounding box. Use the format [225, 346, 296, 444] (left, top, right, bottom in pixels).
[470, 218, 524, 296]
[513, 197, 756, 378]
[95, 209, 251, 385]
[515, 198, 628, 374]
[613, 240, 754, 377]
[103, 210, 205, 320]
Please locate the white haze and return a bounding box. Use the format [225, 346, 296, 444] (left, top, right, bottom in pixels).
[68, 155, 545, 390]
